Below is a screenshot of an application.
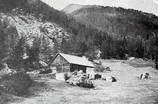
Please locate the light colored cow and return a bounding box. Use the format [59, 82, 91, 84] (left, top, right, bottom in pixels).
[106, 76, 117, 82]
[140, 73, 150, 80]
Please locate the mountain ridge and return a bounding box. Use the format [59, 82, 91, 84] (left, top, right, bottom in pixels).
[63, 4, 158, 38]
[62, 4, 85, 14]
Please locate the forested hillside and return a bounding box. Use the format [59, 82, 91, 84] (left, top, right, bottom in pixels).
[0, 0, 72, 70]
[63, 4, 158, 38]
[0, 0, 158, 70]
[0, 0, 107, 70]
[0, 11, 71, 70]
[63, 4, 158, 66]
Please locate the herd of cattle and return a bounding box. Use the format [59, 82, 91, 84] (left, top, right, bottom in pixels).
[0, 63, 151, 89]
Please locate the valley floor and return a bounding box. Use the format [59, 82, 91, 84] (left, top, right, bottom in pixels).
[10, 60, 158, 104]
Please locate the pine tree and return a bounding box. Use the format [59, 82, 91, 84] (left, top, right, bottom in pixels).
[27, 38, 41, 69]
[155, 34, 158, 69]
[40, 36, 53, 62]
[61, 38, 72, 54]
[8, 37, 26, 69]
[101, 37, 113, 59]
[0, 28, 9, 64]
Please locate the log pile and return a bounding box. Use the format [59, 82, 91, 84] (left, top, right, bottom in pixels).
[66, 72, 94, 88]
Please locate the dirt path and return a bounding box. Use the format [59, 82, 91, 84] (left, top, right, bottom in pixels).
[10, 60, 158, 104]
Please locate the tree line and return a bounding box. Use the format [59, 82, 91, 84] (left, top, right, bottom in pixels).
[0, 0, 158, 69]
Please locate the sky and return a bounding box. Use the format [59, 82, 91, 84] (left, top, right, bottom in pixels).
[41, 0, 158, 16]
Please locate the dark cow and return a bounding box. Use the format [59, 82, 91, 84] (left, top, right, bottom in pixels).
[94, 74, 102, 79]
[140, 73, 150, 79]
[106, 76, 117, 82]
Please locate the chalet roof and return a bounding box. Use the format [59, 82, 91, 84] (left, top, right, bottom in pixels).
[57, 53, 94, 67]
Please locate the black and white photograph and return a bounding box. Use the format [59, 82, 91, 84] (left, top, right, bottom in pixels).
[0, 0, 158, 104]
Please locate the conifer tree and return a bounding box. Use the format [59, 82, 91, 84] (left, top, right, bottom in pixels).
[8, 37, 26, 69]
[155, 34, 158, 69]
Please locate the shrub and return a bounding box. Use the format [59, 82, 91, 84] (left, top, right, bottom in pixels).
[0, 72, 33, 96]
[39, 69, 52, 74]
[95, 64, 106, 72]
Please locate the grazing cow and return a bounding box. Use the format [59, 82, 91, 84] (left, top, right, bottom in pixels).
[64, 72, 71, 81]
[105, 67, 111, 71]
[94, 74, 102, 79]
[140, 73, 150, 79]
[111, 77, 117, 82]
[106, 76, 117, 82]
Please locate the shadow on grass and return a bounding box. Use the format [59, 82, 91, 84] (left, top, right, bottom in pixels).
[25, 80, 54, 98]
[0, 73, 54, 104]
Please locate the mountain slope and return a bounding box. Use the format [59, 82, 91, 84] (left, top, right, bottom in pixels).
[62, 4, 158, 60]
[62, 4, 85, 14]
[62, 4, 98, 14]
[0, 0, 157, 67]
[63, 4, 158, 38]
[0, 12, 70, 44]
[0, 0, 76, 69]
[0, 0, 108, 67]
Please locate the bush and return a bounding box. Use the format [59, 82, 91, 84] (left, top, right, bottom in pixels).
[64, 73, 71, 81]
[0, 72, 33, 96]
[39, 69, 52, 74]
[95, 64, 106, 72]
[77, 79, 94, 88]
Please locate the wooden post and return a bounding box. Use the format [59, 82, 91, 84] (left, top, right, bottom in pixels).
[62, 64, 63, 72]
[156, 53, 158, 70]
[155, 34, 158, 70]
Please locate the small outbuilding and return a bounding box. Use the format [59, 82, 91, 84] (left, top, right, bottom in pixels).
[49, 53, 94, 73]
